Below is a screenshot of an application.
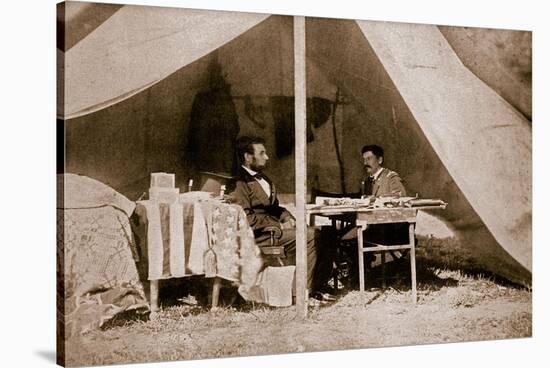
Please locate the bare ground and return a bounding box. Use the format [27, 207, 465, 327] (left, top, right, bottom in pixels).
[65, 237, 532, 366]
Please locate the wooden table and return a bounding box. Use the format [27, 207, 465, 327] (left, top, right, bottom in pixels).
[308, 204, 446, 303]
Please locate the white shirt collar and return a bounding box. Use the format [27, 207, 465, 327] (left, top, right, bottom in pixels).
[242, 165, 257, 176]
[371, 167, 384, 181]
[243, 166, 270, 196]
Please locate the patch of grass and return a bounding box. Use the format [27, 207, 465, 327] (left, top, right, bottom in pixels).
[416, 235, 528, 289]
[64, 236, 532, 367]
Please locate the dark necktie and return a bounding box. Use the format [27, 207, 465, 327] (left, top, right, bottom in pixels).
[254, 172, 272, 198]
[362, 176, 374, 196]
[254, 172, 267, 181]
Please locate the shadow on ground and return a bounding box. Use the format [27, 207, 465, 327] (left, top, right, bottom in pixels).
[102, 235, 528, 326]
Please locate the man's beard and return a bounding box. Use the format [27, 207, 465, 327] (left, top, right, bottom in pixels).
[250, 160, 265, 172]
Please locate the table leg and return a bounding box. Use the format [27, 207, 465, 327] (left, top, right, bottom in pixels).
[382, 251, 386, 289]
[331, 218, 339, 293]
[357, 224, 365, 292]
[211, 277, 222, 309]
[150, 280, 159, 313]
[333, 245, 339, 294]
[409, 223, 417, 303]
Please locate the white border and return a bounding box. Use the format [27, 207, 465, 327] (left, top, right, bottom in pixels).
[1, 0, 547, 367]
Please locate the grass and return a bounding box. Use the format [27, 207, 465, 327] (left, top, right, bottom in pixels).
[64, 236, 532, 367]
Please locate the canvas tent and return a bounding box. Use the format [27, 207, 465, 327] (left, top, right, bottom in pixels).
[58, 2, 532, 285]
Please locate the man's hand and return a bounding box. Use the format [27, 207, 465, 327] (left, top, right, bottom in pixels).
[281, 218, 296, 229]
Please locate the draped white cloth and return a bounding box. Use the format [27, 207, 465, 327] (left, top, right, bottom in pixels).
[59, 5, 269, 119]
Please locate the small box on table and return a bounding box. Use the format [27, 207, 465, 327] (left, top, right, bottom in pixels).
[150, 172, 175, 188]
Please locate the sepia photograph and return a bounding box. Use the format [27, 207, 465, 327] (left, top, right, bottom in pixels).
[55, 1, 534, 366]
[2, 0, 548, 367]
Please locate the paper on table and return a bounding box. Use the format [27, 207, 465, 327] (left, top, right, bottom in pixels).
[179, 191, 212, 203]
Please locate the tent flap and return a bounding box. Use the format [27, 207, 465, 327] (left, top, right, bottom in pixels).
[62, 5, 269, 119]
[356, 20, 532, 271]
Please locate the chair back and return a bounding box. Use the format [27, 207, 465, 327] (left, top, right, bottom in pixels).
[198, 171, 236, 194]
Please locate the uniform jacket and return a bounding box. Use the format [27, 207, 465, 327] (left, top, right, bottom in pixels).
[367, 167, 406, 197]
[230, 167, 294, 236]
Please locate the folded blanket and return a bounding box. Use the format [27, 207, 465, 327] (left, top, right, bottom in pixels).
[58, 173, 135, 217]
[59, 206, 149, 337]
[239, 266, 295, 307]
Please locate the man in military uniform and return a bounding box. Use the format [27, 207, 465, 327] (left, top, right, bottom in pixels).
[340, 144, 408, 288]
[361, 144, 406, 197]
[357, 144, 409, 246]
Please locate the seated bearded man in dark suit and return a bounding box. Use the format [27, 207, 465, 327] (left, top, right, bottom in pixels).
[230, 136, 335, 299]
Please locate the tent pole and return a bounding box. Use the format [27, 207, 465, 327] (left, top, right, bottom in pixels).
[294, 15, 307, 318]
